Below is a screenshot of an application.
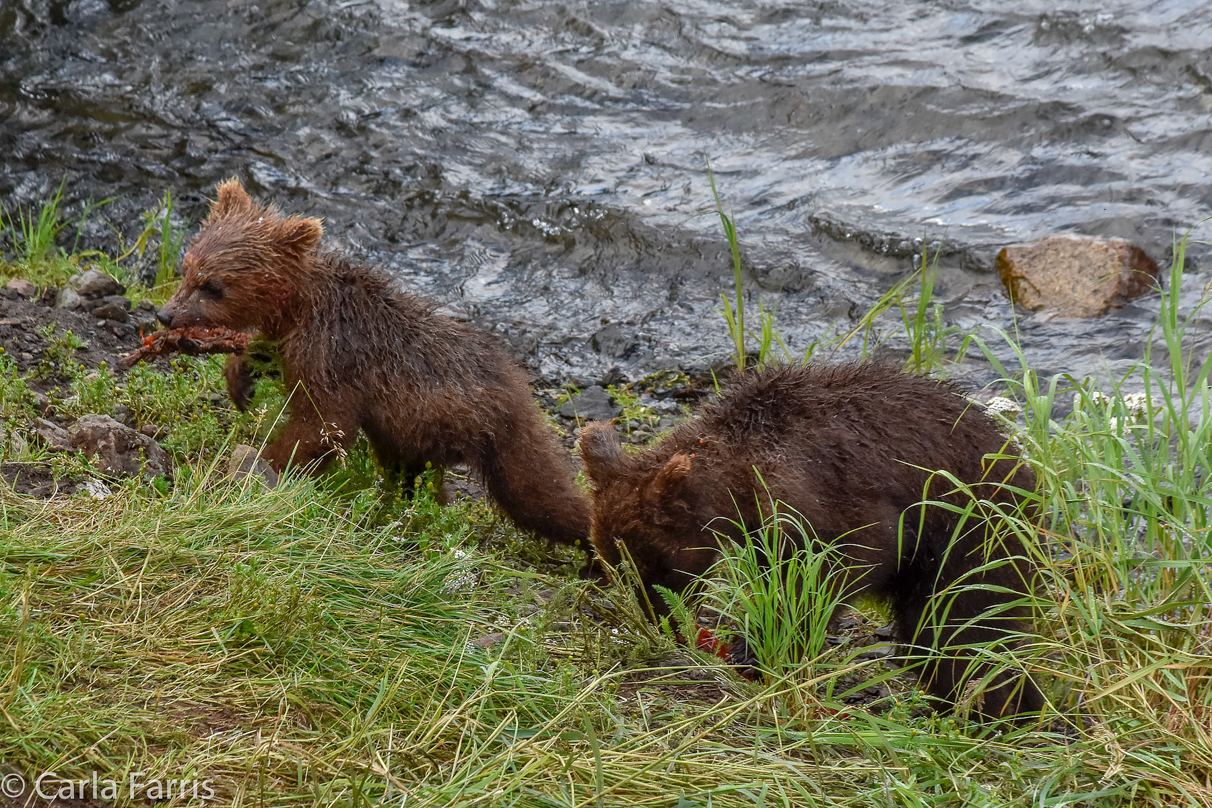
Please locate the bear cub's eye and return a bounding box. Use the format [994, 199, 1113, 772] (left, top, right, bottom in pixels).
[199, 280, 224, 301]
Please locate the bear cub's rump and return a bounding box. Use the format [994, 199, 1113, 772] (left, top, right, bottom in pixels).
[158, 178, 591, 549]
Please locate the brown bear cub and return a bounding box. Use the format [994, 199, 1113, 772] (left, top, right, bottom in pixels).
[158, 178, 591, 549]
[578, 363, 1043, 720]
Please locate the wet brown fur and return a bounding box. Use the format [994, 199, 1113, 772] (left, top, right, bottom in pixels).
[579, 363, 1043, 720]
[159, 178, 591, 548]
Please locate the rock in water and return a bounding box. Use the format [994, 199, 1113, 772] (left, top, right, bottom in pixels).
[67, 414, 171, 479]
[996, 235, 1159, 317]
[590, 323, 638, 359]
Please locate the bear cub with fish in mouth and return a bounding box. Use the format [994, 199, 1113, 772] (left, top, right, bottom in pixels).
[578, 363, 1044, 721]
[157, 178, 591, 550]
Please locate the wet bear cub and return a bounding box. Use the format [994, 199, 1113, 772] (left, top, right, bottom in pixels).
[158, 178, 591, 549]
[578, 363, 1043, 720]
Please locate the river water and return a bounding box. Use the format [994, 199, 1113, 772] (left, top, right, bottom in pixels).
[3, 0, 1211, 389]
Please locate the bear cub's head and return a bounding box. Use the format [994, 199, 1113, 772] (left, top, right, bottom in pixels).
[157, 178, 324, 333]
[578, 422, 707, 568]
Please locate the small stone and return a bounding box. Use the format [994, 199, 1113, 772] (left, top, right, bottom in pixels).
[830, 613, 861, 632]
[136, 300, 156, 312]
[81, 478, 113, 500]
[1, 461, 80, 497]
[996, 235, 1159, 318]
[226, 444, 279, 488]
[106, 320, 136, 339]
[112, 403, 132, 425]
[67, 268, 125, 299]
[91, 298, 130, 322]
[471, 632, 507, 648]
[139, 423, 166, 439]
[131, 310, 160, 335]
[590, 323, 639, 359]
[104, 293, 131, 310]
[56, 288, 82, 310]
[32, 418, 72, 451]
[559, 385, 622, 423]
[5, 278, 35, 298]
[67, 414, 171, 479]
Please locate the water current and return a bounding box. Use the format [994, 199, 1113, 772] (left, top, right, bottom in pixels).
[3, 0, 1211, 389]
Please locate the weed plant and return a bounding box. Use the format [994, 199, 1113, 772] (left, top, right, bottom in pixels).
[703, 504, 851, 683]
[0, 181, 185, 301]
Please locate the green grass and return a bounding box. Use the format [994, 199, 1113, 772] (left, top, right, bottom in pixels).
[0, 180, 78, 288]
[1, 182, 186, 302]
[1, 192, 1211, 806]
[123, 190, 191, 305]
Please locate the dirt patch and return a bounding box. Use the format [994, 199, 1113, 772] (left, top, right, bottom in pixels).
[0, 295, 165, 396]
[0, 462, 80, 497]
[162, 702, 249, 737]
[617, 664, 734, 706]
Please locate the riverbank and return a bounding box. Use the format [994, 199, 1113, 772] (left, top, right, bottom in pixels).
[2, 201, 1211, 806]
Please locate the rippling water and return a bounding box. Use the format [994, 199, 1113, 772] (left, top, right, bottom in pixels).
[2, 0, 1210, 386]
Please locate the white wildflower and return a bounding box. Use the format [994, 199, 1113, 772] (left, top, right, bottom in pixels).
[1122, 392, 1150, 418]
[440, 548, 478, 593]
[984, 396, 1022, 418]
[441, 569, 478, 594]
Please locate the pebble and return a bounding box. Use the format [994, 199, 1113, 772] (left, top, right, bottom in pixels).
[5, 278, 36, 298]
[66, 268, 125, 299]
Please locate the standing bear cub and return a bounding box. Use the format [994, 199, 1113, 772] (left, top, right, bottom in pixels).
[579, 363, 1043, 720]
[158, 178, 591, 549]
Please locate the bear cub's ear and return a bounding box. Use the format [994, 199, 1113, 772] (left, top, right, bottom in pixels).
[578, 423, 624, 485]
[209, 178, 254, 221]
[650, 453, 693, 501]
[277, 216, 324, 255]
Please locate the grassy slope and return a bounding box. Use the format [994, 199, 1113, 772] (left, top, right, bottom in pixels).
[1, 195, 1210, 807]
